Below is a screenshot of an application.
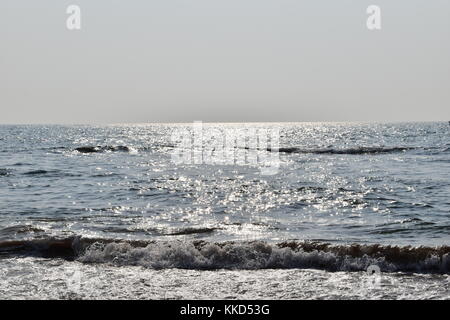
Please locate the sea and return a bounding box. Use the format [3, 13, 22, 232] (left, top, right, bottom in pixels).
[0, 122, 449, 299]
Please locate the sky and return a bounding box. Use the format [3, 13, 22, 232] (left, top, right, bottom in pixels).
[1, 0, 449, 124]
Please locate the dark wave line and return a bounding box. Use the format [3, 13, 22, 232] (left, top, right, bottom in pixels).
[268, 146, 416, 155]
[0, 225, 45, 234]
[23, 170, 52, 175]
[166, 227, 220, 236]
[4, 145, 448, 156]
[74, 146, 135, 154]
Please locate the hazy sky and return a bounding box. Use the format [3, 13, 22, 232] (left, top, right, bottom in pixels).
[1, 0, 449, 124]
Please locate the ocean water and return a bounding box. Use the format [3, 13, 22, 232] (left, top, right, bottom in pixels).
[0, 122, 449, 299]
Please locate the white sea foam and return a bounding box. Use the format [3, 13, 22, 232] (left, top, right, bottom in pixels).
[0, 257, 448, 300]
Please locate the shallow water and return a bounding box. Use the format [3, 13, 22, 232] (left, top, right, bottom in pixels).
[1, 258, 448, 300]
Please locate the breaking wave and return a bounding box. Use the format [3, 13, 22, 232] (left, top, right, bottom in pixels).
[0, 237, 448, 274]
[74, 146, 137, 154]
[0, 169, 12, 176]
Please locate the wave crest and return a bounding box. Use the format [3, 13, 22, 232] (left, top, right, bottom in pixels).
[0, 237, 448, 273]
[78, 240, 449, 273]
